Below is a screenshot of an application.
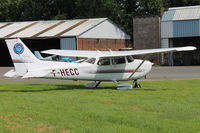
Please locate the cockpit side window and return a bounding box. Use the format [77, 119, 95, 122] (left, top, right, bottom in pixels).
[84, 58, 96, 64]
[98, 58, 110, 65]
[127, 56, 134, 63]
[112, 57, 125, 65]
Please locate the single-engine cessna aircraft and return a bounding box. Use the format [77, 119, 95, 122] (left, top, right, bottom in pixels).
[4, 38, 196, 89]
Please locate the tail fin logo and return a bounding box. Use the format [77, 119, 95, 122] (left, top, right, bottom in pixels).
[13, 43, 24, 55]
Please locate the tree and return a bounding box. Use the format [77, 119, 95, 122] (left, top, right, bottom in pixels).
[135, 0, 163, 16]
[0, 0, 199, 41]
[163, 0, 200, 8]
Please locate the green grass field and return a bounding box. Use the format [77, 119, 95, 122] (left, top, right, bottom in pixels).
[0, 80, 200, 133]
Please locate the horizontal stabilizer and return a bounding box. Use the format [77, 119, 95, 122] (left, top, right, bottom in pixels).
[4, 69, 19, 78]
[22, 70, 51, 78]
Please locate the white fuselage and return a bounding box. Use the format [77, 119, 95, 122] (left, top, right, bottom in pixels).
[34, 59, 152, 81]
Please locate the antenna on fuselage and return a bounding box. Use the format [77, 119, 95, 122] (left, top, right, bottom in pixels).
[95, 49, 101, 56]
[107, 48, 113, 55]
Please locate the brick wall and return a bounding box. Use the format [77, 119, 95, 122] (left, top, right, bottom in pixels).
[78, 38, 131, 51]
[133, 16, 161, 64]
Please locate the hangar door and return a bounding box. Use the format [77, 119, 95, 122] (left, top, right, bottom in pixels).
[60, 38, 76, 50]
[172, 37, 200, 66]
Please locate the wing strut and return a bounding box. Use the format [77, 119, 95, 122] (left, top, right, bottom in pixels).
[127, 54, 151, 80]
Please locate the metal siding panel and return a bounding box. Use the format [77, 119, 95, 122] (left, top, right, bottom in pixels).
[161, 39, 169, 48]
[161, 21, 173, 38]
[199, 20, 200, 36]
[0, 22, 32, 38]
[61, 18, 106, 36]
[32, 21, 65, 37]
[55, 20, 88, 37]
[9, 18, 106, 38]
[0, 23, 8, 28]
[162, 10, 176, 21]
[60, 38, 76, 50]
[5, 22, 38, 38]
[12, 21, 58, 38]
[0, 18, 126, 39]
[173, 8, 200, 21]
[79, 20, 130, 39]
[39, 20, 82, 37]
[173, 20, 199, 37]
[169, 5, 200, 10]
[161, 39, 169, 64]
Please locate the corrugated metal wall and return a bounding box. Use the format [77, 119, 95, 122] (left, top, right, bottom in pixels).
[60, 37, 76, 50]
[162, 10, 176, 21]
[161, 20, 200, 38]
[173, 20, 199, 37]
[161, 6, 200, 38]
[161, 22, 173, 38]
[161, 39, 169, 64]
[161, 39, 169, 48]
[173, 8, 200, 21]
[160, 6, 200, 65]
[199, 20, 200, 36]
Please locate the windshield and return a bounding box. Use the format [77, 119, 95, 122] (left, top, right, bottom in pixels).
[84, 58, 96, 64]
[127, 56, 134, 63]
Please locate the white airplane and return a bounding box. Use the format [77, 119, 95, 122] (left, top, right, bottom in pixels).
[4, 38, 196, 89]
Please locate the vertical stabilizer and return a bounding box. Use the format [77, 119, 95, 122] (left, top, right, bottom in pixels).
[5, 38, 41, 76]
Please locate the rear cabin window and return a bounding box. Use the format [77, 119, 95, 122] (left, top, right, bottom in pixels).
[112, 57, 125, 65]
[98, 58, 110, 65]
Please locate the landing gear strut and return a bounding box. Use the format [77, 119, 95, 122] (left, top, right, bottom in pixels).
[133, 80, 141, 88]
[85, 81, 101, 88]
[95, 81, 102, 87]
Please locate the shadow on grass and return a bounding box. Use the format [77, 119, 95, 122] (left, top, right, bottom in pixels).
[0, 84, 115, 93]
[134, 88, 167, 91]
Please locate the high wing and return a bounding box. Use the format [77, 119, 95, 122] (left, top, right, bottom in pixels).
[41, 46, 196, 58]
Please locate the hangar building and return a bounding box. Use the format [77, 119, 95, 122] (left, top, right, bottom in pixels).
[161, 6, 200, 65]
[133, 5, 200, 66]
[0, 18, 130, 66]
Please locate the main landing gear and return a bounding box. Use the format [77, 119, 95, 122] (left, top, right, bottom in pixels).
[85, 80, 141, 89]
[115, 80, 141, 89]
[133, 79, 141, 88]
[85, 81, 102, 88]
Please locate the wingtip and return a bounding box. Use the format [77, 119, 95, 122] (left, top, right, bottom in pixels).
[177, 46, 197, 51]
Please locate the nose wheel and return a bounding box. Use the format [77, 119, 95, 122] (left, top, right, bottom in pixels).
[133, 80, 141, 88]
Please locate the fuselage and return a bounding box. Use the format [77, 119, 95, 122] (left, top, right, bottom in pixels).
[36, 58, 153, 81]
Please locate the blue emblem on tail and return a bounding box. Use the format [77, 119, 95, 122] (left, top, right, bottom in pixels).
[14, 43, 24, 55]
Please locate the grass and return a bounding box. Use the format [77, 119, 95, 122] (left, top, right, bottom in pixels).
[0, 80, 200, 133]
